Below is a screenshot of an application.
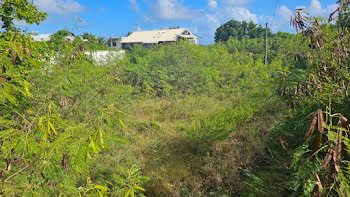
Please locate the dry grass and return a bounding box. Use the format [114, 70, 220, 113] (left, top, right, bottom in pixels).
[99, 94, 283, 196]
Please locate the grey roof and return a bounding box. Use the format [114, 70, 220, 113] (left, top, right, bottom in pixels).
[31, 34, 52, 41]
[121, 28, 197, 44]
[30, 33, 77, 42]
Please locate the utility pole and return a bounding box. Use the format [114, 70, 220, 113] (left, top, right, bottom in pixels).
[265, 22, 268, 65]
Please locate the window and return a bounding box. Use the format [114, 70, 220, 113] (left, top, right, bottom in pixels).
[112, 42, 117, 47]
[182, 30, 190, 35]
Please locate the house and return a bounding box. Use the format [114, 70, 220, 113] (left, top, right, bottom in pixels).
[30, 31, 81, 43]
[107, 37, 126, 49]
[121, 27, 198, 50]
[31, 31, 51, 42]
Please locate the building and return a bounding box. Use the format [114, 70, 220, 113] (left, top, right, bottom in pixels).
[121, 27, 198, 50]
[107, 37, 126, 49]
[31, 31, 51, 42]
[30, 31, 80, 43]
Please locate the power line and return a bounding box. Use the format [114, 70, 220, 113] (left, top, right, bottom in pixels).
[266, 0, 280, 65]
[272, 0, 279, 25]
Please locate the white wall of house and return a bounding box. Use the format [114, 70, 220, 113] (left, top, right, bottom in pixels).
[108, 37, 126, 49]
[189, 38, 197, 44]
[84, 50, 125, 64]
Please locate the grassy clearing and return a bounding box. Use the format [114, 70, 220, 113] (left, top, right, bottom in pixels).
[99, 94, 287, 196]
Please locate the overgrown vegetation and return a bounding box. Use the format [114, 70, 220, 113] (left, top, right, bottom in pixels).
[1, 0, 350, 196]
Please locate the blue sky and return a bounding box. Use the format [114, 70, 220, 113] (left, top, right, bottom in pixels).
[26, 0, 339, 44]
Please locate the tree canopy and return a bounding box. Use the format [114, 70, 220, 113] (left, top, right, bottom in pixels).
[214, 20, 271, 43]
[0, 0, 47, 32]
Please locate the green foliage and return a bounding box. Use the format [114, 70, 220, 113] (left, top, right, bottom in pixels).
[215, 20, 269, 42]
[0, 0, 47, 32]
[186, 56, 277, 146]
[0, 33, 125, 195]
[225, 32, 308, 64]
[270, 2, 350, 196]
[118, 41, 238, 96]
[111, 165, 150, 197]
[289, 110, 350, 196]
[187, 101, 256, 146]
[0, 3, 142, 195]
[81, 32, 109, 50]
[7, 1, 350, 196]
[47, 30, 108, 54]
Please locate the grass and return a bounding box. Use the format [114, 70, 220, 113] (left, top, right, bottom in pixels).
[95, 94, 287, 196]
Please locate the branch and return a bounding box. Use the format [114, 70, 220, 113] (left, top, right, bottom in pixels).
[3, 165, 29, 183]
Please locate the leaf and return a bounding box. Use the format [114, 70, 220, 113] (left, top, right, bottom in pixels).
[96, 190, 102, 197]
[47, 121, 52, 135]
[48, 103, 52, 113]
[90, 138, 98, 153]
[305, 112, 318, 140]
[335, 121, 343, 169]
[9, 33, 15, 45]
[330, 125, 349, 132]
[23, 80, 32, 97]
[317, 109, 324, 133]
[119, 119, 126, 128]
[17, 44, 23, 60]
[124, 188, 131, 197]
[10, 49, 15, 65]
[320, 148, 334, 169]
[94, 185, 108, 192]
[314, 111, 323, 152]
[133, 185, 145, 192]
[48, 121, 57, 135]
[24, 47, 31, 56]
[38, 117, 43, 127]
[3, 91, 18, 105]
[87, 152, 92, 159]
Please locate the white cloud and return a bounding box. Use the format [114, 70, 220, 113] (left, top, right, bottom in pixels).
[194, 13, 220, 36]
[129, 0, 340, 44]
[219, 7, 258, 23]
[278, 5, 292, 22]
[129, 0, 140, 11]
[309, 0, 337, 17]
[269, 6, 293, 32]
[190, 6, 258, 43]
[221, 0, 254, 6]
[276, 0, 336, 26]
[208, 0, 218, 9]
[267, 0, 338, 33]
[138, 0, 259, 43]
[148, 0, 203, 21]
[34, 0, 86, 15]
[145, 0, 257, 24]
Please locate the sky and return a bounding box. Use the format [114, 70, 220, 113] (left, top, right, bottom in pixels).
[25, 0, 339, 45]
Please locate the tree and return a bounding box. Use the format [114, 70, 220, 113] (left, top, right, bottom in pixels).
[50, 29, 72, 42]
[47, 29, 73, 51]
[82, 32, 97, 42]
[214, 20, 270, 43]
[97, 36, 107, 46]
[279, 2, 350, 196]
[0, 3, 113, 196]
[81, 33, 109, 50]
[0, 0, 47, 32]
